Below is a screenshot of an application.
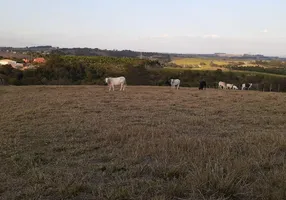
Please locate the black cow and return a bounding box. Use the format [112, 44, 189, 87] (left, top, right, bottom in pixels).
[242, 83, 253, 90]
[199, 80, 207, 90]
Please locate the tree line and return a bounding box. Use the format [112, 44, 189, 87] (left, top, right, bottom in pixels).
[225, 65, 286, 76]
[1, 54, 286, 92]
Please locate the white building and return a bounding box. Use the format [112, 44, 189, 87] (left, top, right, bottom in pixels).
[0, 59, 23, 69]
[0, 59, 17, 67]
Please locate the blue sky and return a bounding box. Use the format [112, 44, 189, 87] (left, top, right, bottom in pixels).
[1, 0, 286, 56]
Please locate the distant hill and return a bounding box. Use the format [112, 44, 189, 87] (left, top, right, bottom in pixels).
[0, 46, 285, 62]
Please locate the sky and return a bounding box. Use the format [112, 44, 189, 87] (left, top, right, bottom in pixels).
[1, 0, 286, 56]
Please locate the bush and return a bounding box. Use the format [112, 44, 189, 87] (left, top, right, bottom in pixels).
[8, 78, 21, 85]
[125, 64, 151, 85]
[225, 65, 286, 76]
[1, 55, 286, 92]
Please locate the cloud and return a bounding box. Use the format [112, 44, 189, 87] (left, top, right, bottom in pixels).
[140, 34, 220, 41]
[147, 34, 170, 39]
[160, 34, 169, 38]
[261, 29, 268, 33]
[202, 34, 220, 38]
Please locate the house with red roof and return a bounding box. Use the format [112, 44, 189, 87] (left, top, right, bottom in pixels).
[33, 57, 46, 64]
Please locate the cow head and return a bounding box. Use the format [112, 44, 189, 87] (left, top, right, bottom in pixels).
[104, 78, 109, 84]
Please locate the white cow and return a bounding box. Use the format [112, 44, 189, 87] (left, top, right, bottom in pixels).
[241, 83, 252, 90]
[218, 81, 226, 89]
[226, 83, 234, 89]
[232, 85, 239, 90]
[105, 76, 126, 91]
[170, 79, 180, 90]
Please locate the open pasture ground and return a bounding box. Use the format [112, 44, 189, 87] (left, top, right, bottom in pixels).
[1, 85, 286, 200]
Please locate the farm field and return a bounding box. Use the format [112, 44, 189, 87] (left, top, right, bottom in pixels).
[163, 66, 286, 78]
[168, 57, 286, 79]
[171, 57, 258, 70]
[1, 86, 286, 200]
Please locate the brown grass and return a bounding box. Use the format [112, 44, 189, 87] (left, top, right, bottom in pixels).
[1, 85, 286, 200]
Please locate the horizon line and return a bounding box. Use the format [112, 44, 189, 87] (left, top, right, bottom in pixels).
[0, 45, 285, 58]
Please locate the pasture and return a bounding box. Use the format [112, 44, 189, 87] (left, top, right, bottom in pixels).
[1, 85, 286, 200]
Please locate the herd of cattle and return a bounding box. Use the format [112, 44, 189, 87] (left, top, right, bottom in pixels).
[104, 76, 253, 91]
[218, 81, 253, 90]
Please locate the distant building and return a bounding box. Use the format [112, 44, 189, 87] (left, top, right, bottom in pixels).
[33, 57, 46, 64]
[0, 59, 24, 69]
[0, 59, 17, 67]
[21, 65, 37, 70]
[23, 58, 30, 63]
[14, 63, 24, 69]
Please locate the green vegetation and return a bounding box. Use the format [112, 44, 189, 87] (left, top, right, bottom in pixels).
[225, 66, 286, 76]
[1, 54, 286, 92]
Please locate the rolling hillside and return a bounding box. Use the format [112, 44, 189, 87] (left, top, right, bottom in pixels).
[169, 57, 286, 79]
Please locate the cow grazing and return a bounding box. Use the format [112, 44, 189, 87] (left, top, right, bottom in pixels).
[199, 80, 207, 90]
[170, 79, 180, 90]
[232, 85, 239, 90]
[241, 83, 252, 90]
[226, 83, 234, 89]
[105, 76, 126, 91]
[218, 81, 226, 89]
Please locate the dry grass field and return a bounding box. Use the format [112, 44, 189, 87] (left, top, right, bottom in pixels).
[1, 85, 286, 200]
[171, 58, 229, 69]
[170, 58, 258, 71]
